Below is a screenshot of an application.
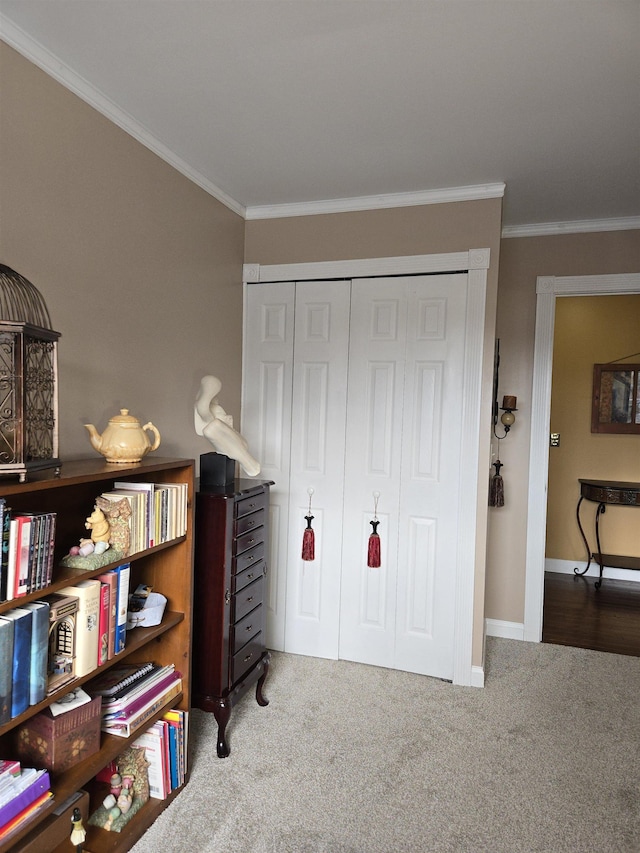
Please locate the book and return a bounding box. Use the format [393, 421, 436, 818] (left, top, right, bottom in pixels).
[164, 707, 188, 780]
[0, 499, 8, 602]
[42, 512, 57, 587]
[102, 669, 180, 720]
[97, 570, 118, 660]
[0, 616, 14, 724]
[102, 677, 182, 738]
[100, 665, 175, 714]
[131, 721, 168, 799]
[0, 769, 51, 831]
[23, 601, 50, 705]
[114, 481, 156, 548]
[0, 788, 53, 841]
[165, 717, 179, 790]
[58, 580, 101, 677]
[102, 490, 144, 553]
[112, 563, 131, 653]
[13, 515, 32, 598]
[89, 661, 156, 698]
[97, 581, 110, 666]
[3, 607, 33, 717]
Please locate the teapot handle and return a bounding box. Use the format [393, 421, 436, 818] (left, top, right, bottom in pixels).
[142, 422, 161, 452]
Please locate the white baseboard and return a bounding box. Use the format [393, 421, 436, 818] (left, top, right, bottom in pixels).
[485, 618, 525, 641]
[470, 665, 485, 688]
[545, 557, 640, 583]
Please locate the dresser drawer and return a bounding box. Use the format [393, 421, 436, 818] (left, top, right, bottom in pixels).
[231, 632, 264, 684]
[235, 506, 265, 537]
[235, 490, 268, 520]
[233, 540, 265, 574]
[233, 576, 264, 623]
[234, 562, 264, 593]
[234, 525, 263, 556]
[232, 604, 262, 654]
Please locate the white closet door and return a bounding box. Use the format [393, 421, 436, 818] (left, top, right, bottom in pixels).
[339, 274, 468, 680]
[284, 281, 351, 658]
[243, 282, 295, 651]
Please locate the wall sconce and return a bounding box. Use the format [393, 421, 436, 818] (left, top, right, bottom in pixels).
[495, 395, 518, 438]
[491, 339, 517, 440]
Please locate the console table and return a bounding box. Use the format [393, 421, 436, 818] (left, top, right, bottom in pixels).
[573, 479, 640, 588]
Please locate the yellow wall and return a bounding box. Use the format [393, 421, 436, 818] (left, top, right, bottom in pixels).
[547, 294, 640, 562]
[0, 42, 245, 465]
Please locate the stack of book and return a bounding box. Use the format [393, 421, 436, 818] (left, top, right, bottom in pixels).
[132, 708, 189, 799]
[0, 498, 57, 603]
[89, 661, 182, 739]
[0, 601, 50, 722]
[0, 762, 52, 842]
[99, 481, 188, 556]
[58, 562, 130, 678]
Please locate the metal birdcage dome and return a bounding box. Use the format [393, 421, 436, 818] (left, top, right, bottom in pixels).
[0, 264, 54, 329]
[0, 264, 61, 481]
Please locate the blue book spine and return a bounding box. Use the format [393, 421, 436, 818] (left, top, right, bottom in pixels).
[113, 563, 131, 654]
[167, 722, 178, 791]
[7, 607, 33, 717]
[0, 615, 14, 724]
[24, 601, 50, 705]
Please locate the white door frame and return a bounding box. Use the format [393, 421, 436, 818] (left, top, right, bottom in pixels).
[523, 272, 640, 642]
[243, 248, 490, 686]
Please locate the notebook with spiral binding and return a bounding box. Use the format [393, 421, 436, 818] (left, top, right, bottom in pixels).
[89, 661, 156, 698]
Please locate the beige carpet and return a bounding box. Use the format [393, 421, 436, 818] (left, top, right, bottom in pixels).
[130, 638, 639, 852]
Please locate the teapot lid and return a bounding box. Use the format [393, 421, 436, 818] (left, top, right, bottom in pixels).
[109, 408, 140, 424]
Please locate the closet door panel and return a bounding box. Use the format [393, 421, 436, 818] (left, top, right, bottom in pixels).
[284, 281, 350, 659]
[242, 283, 295, 651]
[395, 275, 468, 679]
[339, 280, 406, 669]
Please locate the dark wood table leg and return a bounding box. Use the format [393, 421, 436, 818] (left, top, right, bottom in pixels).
[256, 652, 270, 707]
[213, 698, 231, 758]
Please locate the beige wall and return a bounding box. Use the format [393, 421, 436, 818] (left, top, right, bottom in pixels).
[547, 294, 640, 562]
[4, 39, 639, 664]
[245, 201, 503, 667]
[488, 232, 640, 623]
[0, 44, 246, 467]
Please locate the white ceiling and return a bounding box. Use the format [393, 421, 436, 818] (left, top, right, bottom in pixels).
[1, 1, 639, 232]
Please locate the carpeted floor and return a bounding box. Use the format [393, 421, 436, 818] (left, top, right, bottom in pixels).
[130, 638, 639, 852]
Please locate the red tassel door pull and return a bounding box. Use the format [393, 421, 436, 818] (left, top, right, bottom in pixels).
[368, 490, 381, 568]
[302, 487, 315, 561]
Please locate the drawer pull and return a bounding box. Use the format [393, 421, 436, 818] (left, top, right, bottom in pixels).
[247, 555, 255, 561]
[247, 572, 255, 580]
[225, 589, 231, 604]
[244, 652, 253, 662]
[247, 520, 255, 528]
[246, 596, 254, 603]
[246, 625, 253, 632]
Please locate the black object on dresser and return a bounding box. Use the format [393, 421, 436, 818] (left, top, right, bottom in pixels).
[192, 477, 273, 757]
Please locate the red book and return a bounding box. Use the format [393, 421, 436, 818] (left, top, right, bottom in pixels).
[98, 581, 110, 666]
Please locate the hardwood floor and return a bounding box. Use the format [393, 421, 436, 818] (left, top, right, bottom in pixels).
[543, 571, 640, 657]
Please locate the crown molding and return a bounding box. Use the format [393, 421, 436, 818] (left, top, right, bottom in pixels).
[244, 183, 506, 220]
[501, 216, 640, 238]
[0, 14, 246, 218]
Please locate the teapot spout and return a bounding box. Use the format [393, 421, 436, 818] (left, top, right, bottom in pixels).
[84, 423, 102, 452]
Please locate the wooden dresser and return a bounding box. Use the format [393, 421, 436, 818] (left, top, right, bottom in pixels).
[192, 478, 273, 757]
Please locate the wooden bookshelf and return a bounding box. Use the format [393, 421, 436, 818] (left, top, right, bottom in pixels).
[0, 457, 194, 853]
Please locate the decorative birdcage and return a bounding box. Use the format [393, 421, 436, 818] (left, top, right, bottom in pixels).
[0, 264, 61, 481]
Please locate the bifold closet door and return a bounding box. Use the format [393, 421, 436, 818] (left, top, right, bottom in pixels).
[339, 274, 468, 680]
[243, 282, 295, 652]
[284, 281, 350, 658]
[243, 280, 350, 656]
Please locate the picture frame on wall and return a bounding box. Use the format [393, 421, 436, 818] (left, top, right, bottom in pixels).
[591, 362, 640, 434]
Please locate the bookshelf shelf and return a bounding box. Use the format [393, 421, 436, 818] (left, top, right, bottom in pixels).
[0, 457, 194, 853]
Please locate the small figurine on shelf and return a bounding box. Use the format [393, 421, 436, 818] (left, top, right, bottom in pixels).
[109, 772, 122, 798]
[70, 806, 86, 852]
